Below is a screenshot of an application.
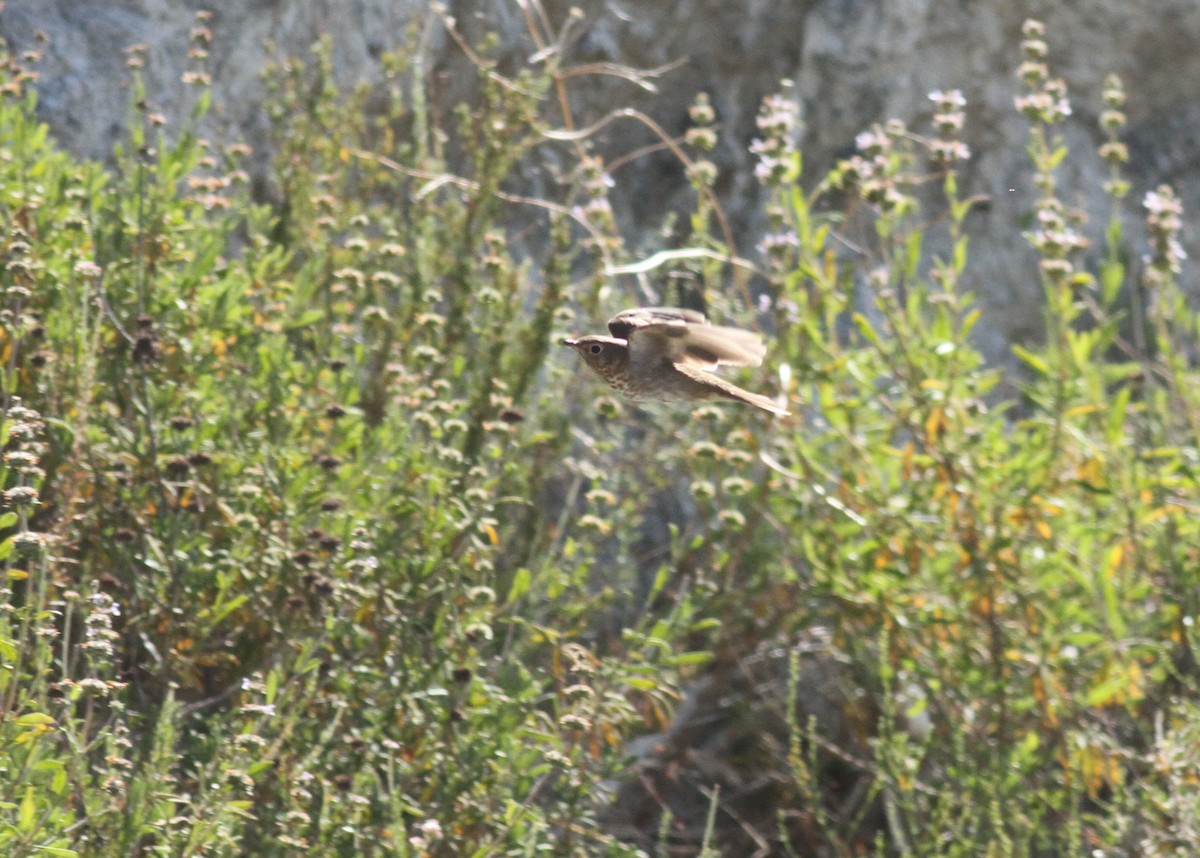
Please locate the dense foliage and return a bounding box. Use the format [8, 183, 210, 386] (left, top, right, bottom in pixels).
[1, 14, 1198, 858]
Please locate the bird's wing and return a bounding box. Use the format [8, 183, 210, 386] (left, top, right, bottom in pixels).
[674, 323, 766, 368]
[624, 322, 766, 370]
[607, 307, 706, 340]
[623, 324, 692, 374]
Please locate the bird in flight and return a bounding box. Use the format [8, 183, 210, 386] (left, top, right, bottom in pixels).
[562, 307, 788, 415]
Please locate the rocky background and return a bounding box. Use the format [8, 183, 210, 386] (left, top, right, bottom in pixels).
[2, 0, 1195, 352]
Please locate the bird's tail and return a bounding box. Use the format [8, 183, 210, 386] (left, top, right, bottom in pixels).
[720, 382, 790, 416]
[676, 364, 789, 415]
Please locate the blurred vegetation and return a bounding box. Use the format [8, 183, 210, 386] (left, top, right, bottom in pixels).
[1, 11, 1198, 858]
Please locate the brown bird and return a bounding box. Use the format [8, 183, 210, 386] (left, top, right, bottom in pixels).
[562, 307, 788, 415]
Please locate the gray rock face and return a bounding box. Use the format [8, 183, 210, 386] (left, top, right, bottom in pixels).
[0, 1, 428, 159]
[2, 1, 1195, 356]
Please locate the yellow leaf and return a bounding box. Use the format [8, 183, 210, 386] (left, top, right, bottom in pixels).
[1142, 506, 1171, 524]
[1076, 455, 1107, 488]
[901, 441, 915, 480]
[924, 406, 946, 443]
[1072, 743, 1122, 799]
[1103, 543, 1125, 578]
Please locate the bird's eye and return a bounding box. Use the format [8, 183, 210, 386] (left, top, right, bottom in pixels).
[589, 344, 602, 355]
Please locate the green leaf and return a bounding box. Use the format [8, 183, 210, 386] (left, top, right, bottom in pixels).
[1107, 386, 1130, 444]
[851, 313, 881, 347]
[506, 567, 531, 602]
[1070, 328, 1102, 366]
[1100, 259, 1125, 305]
[953, 235, 969, 272]
[943, 170, 959, 201]
[1101, 545, 1128, 639]
[904, 231, 922, 281]
[670, 651, 714, 668]
[265, 669, 279, 705]
[951, 195, 974, 224]
[224, 800, 255, 818]
[1012, 344, 1049, 375]
[208, 593, 249, 627]
[961, 308, 981, 337]
[18, 785, 35, 833]
[1085, 671, 1130, 708]
[1105, 217, 1123, 252]
[51, 766, 68, 796]
[644, 565, 669, 604]
[1047, 144, 1069, 170]
[16, 713, 56, 727]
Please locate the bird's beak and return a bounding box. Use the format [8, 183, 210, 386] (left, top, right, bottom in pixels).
[561, 338, 578, 347]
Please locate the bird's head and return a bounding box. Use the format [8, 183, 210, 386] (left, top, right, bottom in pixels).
[562, 335, 629, 381]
